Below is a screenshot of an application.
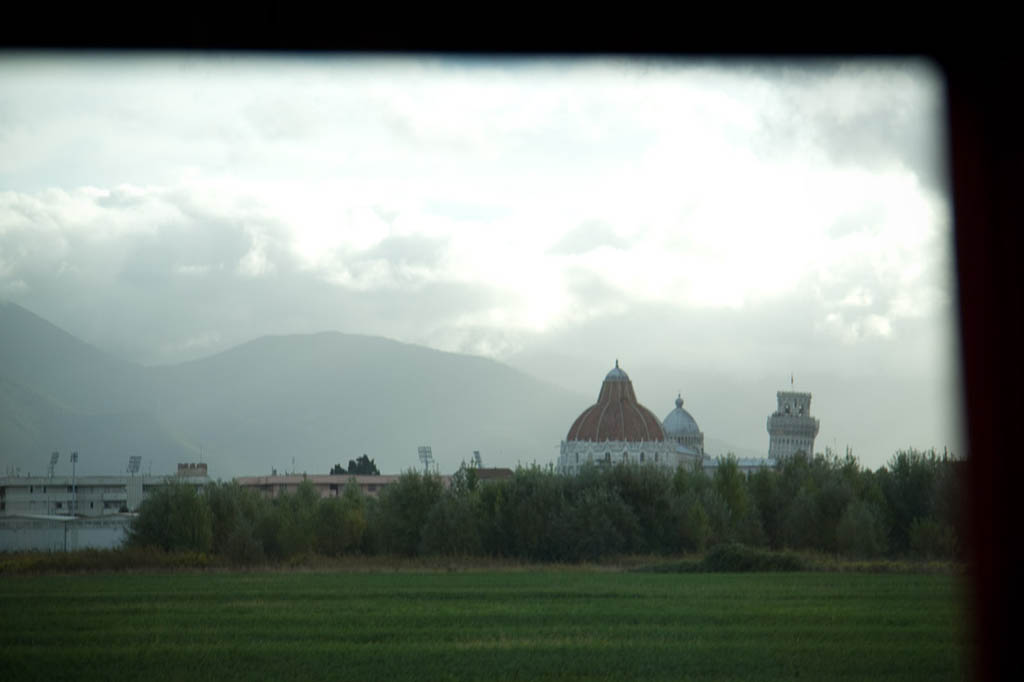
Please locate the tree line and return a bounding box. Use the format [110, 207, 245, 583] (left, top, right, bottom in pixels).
[128, 448, 965, 563]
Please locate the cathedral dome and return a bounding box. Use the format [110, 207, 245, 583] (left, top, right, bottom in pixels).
[566, 361, 666, 442]
[663, 394, 701, 437]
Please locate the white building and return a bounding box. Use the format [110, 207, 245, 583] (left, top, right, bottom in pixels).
[558, 361, 695, 474]
[0, 462, 212, 551]
[0, 463, 211, 518]
[662, 394, 705, 466]
[702, 456, 777, 477]
[767, 391, 820, 460]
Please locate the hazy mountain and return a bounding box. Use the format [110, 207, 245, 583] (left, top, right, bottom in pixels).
[1, 302, 589, 478]
[0, 302, 197, 475]
[142, 331, 587, 477]
[0, 300, 148, 414]
[0, 373, 198, 476]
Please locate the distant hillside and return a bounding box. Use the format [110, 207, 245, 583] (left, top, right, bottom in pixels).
[1, 302, 587, 478]
[144, 332, 586, 477]
[0, 300, 147, 414]
[0, 373, 197, 476]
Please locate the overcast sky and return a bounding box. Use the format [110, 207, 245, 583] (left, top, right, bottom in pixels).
[0, 53, 960, 468]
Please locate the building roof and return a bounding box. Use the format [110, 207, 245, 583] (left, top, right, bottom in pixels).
[566, 361, 666, 443]
[473, 468, 514, 481]
[663, 394, 702, 437]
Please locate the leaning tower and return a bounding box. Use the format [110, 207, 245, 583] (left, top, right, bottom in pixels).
[767, 391, 820, 460]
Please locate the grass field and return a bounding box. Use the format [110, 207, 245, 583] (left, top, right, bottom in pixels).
[0, 571, 970, 681]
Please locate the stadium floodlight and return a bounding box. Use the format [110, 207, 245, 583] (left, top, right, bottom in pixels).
[70, 452, 78, 516]
[128, 456, 142, 475]
[48, 451, 60, 478]
[417, 446, 434, 474]
[472, 451, 482, 468]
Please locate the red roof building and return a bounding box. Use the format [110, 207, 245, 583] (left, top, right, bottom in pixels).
[558, 361, 677, 474]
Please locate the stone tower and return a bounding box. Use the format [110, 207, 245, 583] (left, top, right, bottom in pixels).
[767, 391, 819, 460]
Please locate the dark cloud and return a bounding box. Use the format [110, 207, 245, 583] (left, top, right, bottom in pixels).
[749, 60, 947, 196]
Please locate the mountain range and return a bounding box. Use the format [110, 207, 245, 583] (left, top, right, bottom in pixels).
[0, 301, 593, 478]
[2, 300, 951, 479]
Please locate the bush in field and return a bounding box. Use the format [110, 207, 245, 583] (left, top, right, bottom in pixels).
[223, 516, 265, 564]
[748, 466, 784, 549]
[713, 456, 749, 524]
[418, 466, 483, 556]
[780, 487, 821, 550]
[836, 500, 887, 558]
[254, 478, 320, 560]
[205, 482, 267, 561]
[491, 466, 569, 560]
[700, 543, 805, 572]
[557, 485, 639, 561]
[670, 491, 710, 552]
[375, 471, 444, 556]
[909, 517, 959, 559]
[603, 464, 675, 553]
[419, 491, 483, 556]
[314, 479, 367, 556]
[129, 480, 213, 553]
[700, 488, 733, 547]
[878, 449, 943, 554]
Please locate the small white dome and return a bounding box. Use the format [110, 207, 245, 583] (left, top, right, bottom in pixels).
[663, 394, 701, 436]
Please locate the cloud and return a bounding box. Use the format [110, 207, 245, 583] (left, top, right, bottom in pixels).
[0, 57, 957, 461]
[547, 220, 630, 256]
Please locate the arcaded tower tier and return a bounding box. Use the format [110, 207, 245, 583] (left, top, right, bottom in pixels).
[767, 391, 820, 460]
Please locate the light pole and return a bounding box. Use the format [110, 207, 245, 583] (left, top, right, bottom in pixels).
[70, 451, 78, 516]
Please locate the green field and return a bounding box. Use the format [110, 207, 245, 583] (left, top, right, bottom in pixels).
[0, 571, 969, 681]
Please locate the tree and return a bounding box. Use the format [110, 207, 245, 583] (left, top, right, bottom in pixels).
[375, 471, 444, 555]
[129, 481, 213, 553]
[331, 454, 380, 475]
[836, 500, 887, 558]
[259, 478, 320, 559]
[314, 478, 367, 556]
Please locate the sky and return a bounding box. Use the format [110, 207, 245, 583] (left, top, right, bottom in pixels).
[0, 53, 961, 469]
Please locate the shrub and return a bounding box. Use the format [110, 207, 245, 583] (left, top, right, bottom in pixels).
[375, 471, 444, 556]
[909, 517, 959, 559]
[699, 543, 805, 572]
[128, 481, 213, 553]
[836, 501, 887, 558]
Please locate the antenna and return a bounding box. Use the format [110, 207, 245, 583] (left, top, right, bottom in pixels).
[417, 446, 433, 474]
[48, 451, 59, 478]
[128, 456, 141, 475]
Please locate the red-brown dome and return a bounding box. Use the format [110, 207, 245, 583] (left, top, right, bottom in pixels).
[566, 361, 666, 442]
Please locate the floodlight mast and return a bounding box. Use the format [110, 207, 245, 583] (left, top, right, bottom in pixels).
[48, 451, 59, 478]
[128, 456, 141, 475]
[70, 451, 78, 516]
[417, 446, 433, 475]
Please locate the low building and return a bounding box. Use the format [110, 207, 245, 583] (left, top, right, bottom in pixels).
[0, 462, 211, 551]
[472, 467, 514, 483]
[0, 463, 211, 518]
[702, 456, 776, 477]
[234, 474, 405, 500]
[0, 514, 132, 552]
